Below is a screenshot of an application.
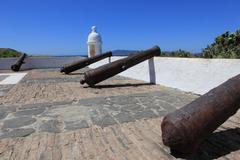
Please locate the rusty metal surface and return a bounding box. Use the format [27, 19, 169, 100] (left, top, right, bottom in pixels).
[80, 46, 161, 86]
[161, 74, 240, 155]
[60, 51, 112, 74]
[11, 53, 27, 72]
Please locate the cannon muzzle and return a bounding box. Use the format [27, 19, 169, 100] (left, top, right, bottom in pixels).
[80, 46, 161, 86]
[11, 53, 27, 72]
[60, 52, 112, 74]
[161, 74, 240, 154]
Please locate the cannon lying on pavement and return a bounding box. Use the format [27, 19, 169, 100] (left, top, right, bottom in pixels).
[161, 74, 240, 154]
[60, 52, 112, 74]
[11, 53, 27, 72]
[80, 46, 161, 86]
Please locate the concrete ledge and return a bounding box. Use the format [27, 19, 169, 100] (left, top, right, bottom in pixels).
[89, 57, 240, 95]
[0, 73, 27, 85]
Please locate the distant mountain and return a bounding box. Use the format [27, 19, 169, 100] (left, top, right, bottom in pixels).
[112, 49, 202, 58]
[161, 50, 202, 58]
[112, 50, 139, 56]
[0, 48, 22, 58]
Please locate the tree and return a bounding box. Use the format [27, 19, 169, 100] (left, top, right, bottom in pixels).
[202, 29, 240, 58]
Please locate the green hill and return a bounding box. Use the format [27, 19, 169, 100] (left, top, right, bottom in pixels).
[202, 29, 240, 58]
[0, 48, 22, 58]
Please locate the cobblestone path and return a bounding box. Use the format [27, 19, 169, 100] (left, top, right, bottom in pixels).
[0, 69, 239, 160]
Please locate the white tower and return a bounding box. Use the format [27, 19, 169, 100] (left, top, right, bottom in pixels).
[87, 26, 102, 57]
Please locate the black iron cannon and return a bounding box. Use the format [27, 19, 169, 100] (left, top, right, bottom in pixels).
[60, 52, 112, 74]
[11, 53, 27, 72]
[80, 46, 161, 86]
[161, 74, 240, 154]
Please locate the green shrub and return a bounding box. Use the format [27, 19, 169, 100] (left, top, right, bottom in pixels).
[0, 48, 22, 58]
[202, 29, 240, 58]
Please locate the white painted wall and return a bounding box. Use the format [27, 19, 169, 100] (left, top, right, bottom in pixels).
[0, 57, 85, 70]
[89, 57, 240, 95]
[1, 56, 239, 95]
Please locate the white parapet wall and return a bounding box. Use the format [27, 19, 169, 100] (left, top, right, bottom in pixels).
[90, 57, 240, 95]
[1, 56, 239, 95]
[0, 57, 85, 70]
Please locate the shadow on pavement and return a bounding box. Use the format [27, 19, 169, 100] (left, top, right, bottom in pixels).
[88, 83, 155, 89]
[172, 127, 240, 160]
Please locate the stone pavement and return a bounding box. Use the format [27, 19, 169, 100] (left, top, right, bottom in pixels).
[0, 91, 195, 139]
[0, 69, 239, 160]
[0, 85, 13, 97]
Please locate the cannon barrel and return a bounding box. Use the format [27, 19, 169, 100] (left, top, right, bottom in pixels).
[80, 46, 161, 86]
[11, 53, 27, 72]
[60, 52, 112, 74]
[161, 74, 240, 154]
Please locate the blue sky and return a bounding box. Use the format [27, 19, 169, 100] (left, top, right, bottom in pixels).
[1, 0, 240, 55]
